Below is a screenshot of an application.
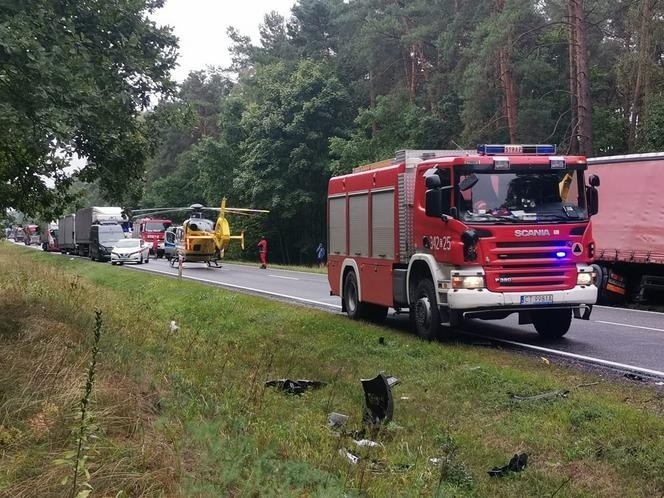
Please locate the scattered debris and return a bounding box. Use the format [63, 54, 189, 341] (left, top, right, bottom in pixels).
[327, 412, 348, 430]
[378, 336, 386, 345]
[169, 320, 180, 333]
[353, 438, 382, 448]
[655, 381, 664, 386]
[488, 452, 528, 477]
[361, 373, 395, 426]
[339, 447, 360, 465]
[400, 396, 410, 401]
[540, 357, 550, 365]
[428, 457, 441, 465]
[265, 379, 326, 395]
[624, 373, 645, 382]
[510, 390, 569, 403]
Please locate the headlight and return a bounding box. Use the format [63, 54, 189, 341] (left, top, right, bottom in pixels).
[577, 271, 595, 286]
[452, 275, 485, 289]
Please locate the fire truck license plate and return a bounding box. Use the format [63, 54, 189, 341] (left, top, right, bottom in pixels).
[520, 294, 553, 305]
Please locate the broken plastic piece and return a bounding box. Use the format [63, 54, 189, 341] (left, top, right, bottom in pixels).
[327, 412, 348, 430]
[624, 373, 645, 382]
[510, 390, 568, 402]
[361, 373, 394, 426]
[265, 379, 326, 395]
[339, 447, 360, 465]
[353, 439, 382, 448]
[488, 452, 528, 477]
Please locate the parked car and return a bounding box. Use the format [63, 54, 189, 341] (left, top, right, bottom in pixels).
[110, 238, 150, 265]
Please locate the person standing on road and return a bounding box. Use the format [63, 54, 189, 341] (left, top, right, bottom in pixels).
[315, 242, 326, 268]
[257, 235, 268, 269]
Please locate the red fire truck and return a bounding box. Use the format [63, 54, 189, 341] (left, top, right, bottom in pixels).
[327, 145, 600, 340]
[133, 218, 172, 258]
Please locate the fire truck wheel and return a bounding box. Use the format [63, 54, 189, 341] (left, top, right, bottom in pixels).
[532, 309, 572, 339]
[343, 271, 365, 320]
[411, 279, 442, 341]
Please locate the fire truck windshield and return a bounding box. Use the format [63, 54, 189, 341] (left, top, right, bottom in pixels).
[457, 170, 588, 223]
[144, 221, 170, 232]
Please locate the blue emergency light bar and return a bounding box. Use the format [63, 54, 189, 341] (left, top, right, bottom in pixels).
[477, 144, 556, 155]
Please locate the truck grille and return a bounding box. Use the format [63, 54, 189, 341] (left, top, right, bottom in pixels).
[484, 240, 577, 292]
[490, 240, 569, 264]
[486, 268, 575, 292]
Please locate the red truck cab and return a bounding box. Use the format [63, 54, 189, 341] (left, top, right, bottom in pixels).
[135, 218, 172, 258]
[328, 145, 600, 340]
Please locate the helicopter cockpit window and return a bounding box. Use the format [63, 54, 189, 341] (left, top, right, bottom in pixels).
[457, 170, 588, 223]
[187, 219, 214, 232]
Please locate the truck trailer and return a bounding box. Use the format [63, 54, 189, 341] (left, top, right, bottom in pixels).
[587, 152, 664, 304]
[58, 214, 76, 253]
[327, 145, 600, 340]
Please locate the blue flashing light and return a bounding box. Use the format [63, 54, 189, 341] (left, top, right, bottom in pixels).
[555, 251, 567, 259]
[477, 144, 557, 155]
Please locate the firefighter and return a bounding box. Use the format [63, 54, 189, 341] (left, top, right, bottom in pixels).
[257, 235, 268, 269]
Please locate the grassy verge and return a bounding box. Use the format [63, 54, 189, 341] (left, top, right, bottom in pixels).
[1, 242, 662, 497]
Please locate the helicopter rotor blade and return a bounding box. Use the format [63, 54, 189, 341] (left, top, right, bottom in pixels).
[131, 207, 188, 213]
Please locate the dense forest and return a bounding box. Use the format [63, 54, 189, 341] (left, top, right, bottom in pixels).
[2, 0, 664, 263]
[141, 0, 663, 263]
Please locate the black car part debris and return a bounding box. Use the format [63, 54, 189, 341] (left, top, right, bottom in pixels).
[488, 452, 528, 477]
[361, 373, 396, 426]
[510, 390, 569, 403]
[264, 379, 326, 395]
[624, 373, 645, 382]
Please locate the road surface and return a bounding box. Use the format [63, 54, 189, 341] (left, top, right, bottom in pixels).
[122, 257, 664, 379]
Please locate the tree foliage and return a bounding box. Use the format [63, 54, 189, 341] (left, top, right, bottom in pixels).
[0, 0, 177, 218]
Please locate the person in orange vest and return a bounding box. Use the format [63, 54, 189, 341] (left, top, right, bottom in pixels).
[257, 235, 268, 269]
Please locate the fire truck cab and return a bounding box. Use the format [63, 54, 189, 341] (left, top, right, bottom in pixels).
[327, 145, 600, 340]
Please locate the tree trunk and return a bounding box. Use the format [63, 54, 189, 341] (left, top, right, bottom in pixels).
[567, 1, 578, 154]
[494, 0, 518, 143]
[571, 0, 593, 156]
[628, 0, 655, 151]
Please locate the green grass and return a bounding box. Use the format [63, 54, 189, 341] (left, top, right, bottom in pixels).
[1, 241, 663, 497]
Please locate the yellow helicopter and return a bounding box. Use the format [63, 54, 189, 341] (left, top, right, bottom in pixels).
[132, 199, 268, 268]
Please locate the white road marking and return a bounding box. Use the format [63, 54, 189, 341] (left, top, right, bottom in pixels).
[595, 304, 663, 316]
[134, 266, 342, 310]
[461, 331, 664, 378]
[268, 274, 299, 280]
[594, 320, 664, 333]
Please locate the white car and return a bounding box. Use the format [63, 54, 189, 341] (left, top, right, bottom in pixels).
[110, 238, 150, 265]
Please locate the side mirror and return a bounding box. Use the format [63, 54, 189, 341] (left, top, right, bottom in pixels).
[586, 186, 599, 216]
[589, 174, 600, 187]
[425, 188, 451, 217]
[459, 174, 479, 191]
[425, 174, 442, 189]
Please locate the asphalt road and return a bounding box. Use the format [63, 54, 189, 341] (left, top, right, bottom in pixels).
[119, 256, 664, 378]
[12, 241, 664, 379]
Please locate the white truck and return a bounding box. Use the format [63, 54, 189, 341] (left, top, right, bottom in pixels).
[58, 207, 126, 260]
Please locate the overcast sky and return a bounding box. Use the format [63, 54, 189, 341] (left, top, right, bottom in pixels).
[151, 0, 296, 82]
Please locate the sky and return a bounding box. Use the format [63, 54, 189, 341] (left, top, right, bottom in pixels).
[151, 0, 297, 82]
